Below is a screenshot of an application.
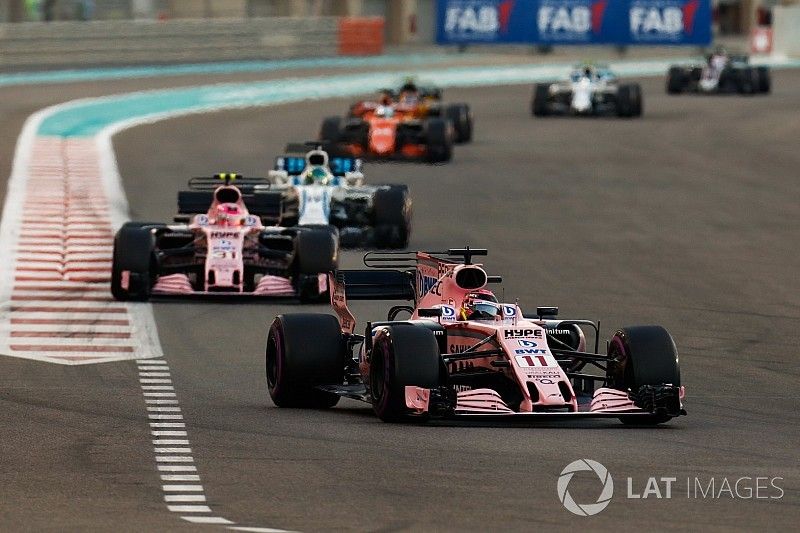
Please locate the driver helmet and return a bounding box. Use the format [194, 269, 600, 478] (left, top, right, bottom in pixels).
[375, 105, 394, 118]
[379, 91, 393, 106]
[215, 203, 242, 226]
[459, 289, 499, 321]
[583, 66, 593, 78]
[305, 166, 331, 185]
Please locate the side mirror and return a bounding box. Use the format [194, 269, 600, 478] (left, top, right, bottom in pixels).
[418, 308, 443, 318]
[536, 306, 559, 319]
[487, 276, 502, 284]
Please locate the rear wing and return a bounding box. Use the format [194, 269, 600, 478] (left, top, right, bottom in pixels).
[176, 174, 283, 224]
[328, 248, 491, 333]
[186, 174, 273, 193]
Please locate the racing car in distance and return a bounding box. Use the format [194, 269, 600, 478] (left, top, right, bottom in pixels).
[111, 173, 338, 303]
[666, 51, 770, 95]
[268, 143, 412, 249]
[266, 248, 686, 424]
[319, 81, 464, 163]
[532, 64, 643, 118]
[365, 80, 473, 143]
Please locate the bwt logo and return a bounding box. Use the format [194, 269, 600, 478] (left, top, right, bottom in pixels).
[630, 0, 699, 36]
[538, 1, 608, 36]
[444, 1, 515, 35]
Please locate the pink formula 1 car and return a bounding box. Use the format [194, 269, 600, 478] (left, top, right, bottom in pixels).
[266, 248, 686, 424]
[111, 174, 338, 302]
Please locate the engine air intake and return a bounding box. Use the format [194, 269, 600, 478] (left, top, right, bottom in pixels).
[455, 267, 487, 290]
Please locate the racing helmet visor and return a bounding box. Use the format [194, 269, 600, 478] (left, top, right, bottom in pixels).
[470, 300, 499, 320]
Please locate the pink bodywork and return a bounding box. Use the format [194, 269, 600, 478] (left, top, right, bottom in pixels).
[151, 185, 295, 296]
[331, 252, 675, 417]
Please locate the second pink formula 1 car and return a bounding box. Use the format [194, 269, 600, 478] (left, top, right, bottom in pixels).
[266, 248, 686, 423]
[111, 174, 338, 303]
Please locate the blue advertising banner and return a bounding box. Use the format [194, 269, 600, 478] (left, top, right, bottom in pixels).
[436, 0, 712, 45]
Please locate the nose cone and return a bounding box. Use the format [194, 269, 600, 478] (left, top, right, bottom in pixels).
[571, 82, 593, 113]
[369, 118, 397, 155]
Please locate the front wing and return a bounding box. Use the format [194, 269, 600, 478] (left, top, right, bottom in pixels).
[404, 385, 686, 420]
[151, 273, 327, 298]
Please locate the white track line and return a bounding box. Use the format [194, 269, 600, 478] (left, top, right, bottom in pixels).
[135, 359, 287, 530]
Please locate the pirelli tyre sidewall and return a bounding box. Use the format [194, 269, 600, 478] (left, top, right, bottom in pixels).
[266, 314, 343, 408]
[369, 325, 441, 422]
[111, 222, 159, 301]
[607, 325, 681, 425]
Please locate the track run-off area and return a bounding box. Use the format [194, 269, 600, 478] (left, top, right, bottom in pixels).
[1, 56, 799, 531]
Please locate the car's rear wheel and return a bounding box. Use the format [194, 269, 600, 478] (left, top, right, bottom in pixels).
[111, 223, 158, 301]
[756, 66, 771, 93]
[445, 103, 473, 143]
[370, 325, 442, 422]
[617, 84, 642, 117]
[266, 314, 343, 408]
[423, 118, 453, 163]
[736, 68, 757, 95]
[666, 67, 685, 94]
[372, 186, 411, 249]
[294, 227, 339, 303]
[607, 325, 681, 425]
[532, 84, 550, 116]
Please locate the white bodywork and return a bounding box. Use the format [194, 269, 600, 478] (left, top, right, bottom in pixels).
[268, 148, 364, 226]
[550, 66, 618, 114]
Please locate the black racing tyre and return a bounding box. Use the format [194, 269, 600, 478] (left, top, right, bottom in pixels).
[756, 66, 771, 93]
[111, 222, 157, 301]
[266, 314, 343, 408]
[295, 228, 338, 275]
[607, 325, 681, 425]
[369, 325, 442, 422]
[445, 103, 473, 143]
[532, 84, 550, 116]
[617, 84, 642, 117]
[295, 228, 338, 303]
[736, 67, 757, 95]
[372, 186, 411, 249]
[320, 116, 342, 143]
[424, 118, 453, 163]
[666, 67, 685, 94]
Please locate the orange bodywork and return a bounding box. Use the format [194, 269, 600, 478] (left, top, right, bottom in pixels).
[344, 101, 431, 159]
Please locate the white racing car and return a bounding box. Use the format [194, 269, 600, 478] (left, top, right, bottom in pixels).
[531, 65, 643, 118]
[267, 143, 412, 249]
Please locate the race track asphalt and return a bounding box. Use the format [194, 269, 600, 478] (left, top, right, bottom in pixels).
[2, 68, 800, 532]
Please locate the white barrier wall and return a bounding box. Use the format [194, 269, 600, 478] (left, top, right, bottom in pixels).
[0, 17, 339, 68]
[772, 6, 800, 57]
